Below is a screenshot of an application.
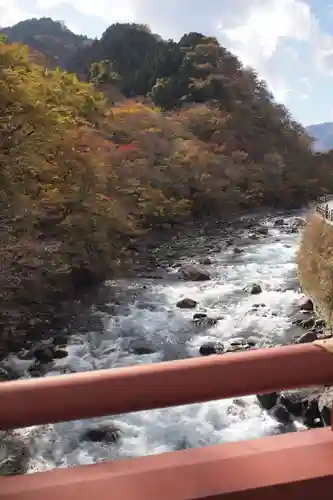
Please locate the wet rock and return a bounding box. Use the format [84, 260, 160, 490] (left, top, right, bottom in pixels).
[271, 404, 292, 424]
[299, 297, 314, 312]
[256, 226, 269, 236]
[257, 392, 279, 411]
[279, 390, 307, 418]
[179, 264, 211, 281]
[52, 348, 68, 360]
[318, 387, 333, 426]
[320, 405, 331, 426]
[249, 233, 260, 240]
[247, 336, 259, 347]
[274, 218, 285, 227]
[52, 335, 69, 347]
[315, 319, 326, 329]
[303, 400, 323, 428]
[0, 366, 20, 382]
[229, 338, 246, 346]
[296, 329, 318, 344]
[246, 284, 262, 295]
[129, 341, 155, 355]
[244, 219, 257, 229]
[33, 347, 54, 364]
[301, 317, 315, 329]
[81, 425, 122, 444]
[290, 217, 306, 232]
[233, 247, 244, 254]
[193, 316, 218, 327]
[199, 342, 224, 356]
[193, 313, 207, 320]
[176, 298, 198, 309]
[0, 431, 30, 476]
[200, 257, 212, 265]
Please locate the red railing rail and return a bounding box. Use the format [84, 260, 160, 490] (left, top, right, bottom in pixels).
[1, 343, 333, 499]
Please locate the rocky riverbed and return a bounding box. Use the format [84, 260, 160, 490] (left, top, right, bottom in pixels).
[1, 211, 332, 475]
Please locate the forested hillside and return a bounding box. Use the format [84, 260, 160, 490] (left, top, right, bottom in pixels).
[1, 20, 333, 346]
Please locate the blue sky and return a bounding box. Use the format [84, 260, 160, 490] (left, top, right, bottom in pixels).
[2, 0, 333, 126]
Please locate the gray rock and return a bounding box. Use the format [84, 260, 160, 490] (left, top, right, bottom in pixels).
[256, 392, 279, 411]
[274, 218, 285, 227]
[233, 247, 244, 254]
[200, 257, 212, 265]
[247, 336, 259, 346]
[301, 317, 315, 329]
[299, 298, 314, 312]
[0, 432, 29, 476]
[199, 342, 224, 356]
[130, 344, 155, 355]
[271, 404, 292, 424]
[52, 348, 68, 360]
[247, 284, 262, 295]
[193, 313, 207, 320]
[34, 347, 54, 364]
[256, 226, 269, 235]
[81, 425, 122, 444]
[176, 298, 198, 309]
[180, 264, 211, 281]
[296, 330, 318, 344]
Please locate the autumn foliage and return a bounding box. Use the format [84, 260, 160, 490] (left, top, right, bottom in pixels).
[1, 25, 333, 343]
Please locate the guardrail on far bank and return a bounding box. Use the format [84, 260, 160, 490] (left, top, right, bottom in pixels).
[315, 195, 333, 222]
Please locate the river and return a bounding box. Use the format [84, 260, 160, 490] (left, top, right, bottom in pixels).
[2, 212, 308, 473]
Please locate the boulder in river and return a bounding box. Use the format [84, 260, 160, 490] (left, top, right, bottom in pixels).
[199, 257, 213, 265]
[274, 218, 285, 227]
[271, 404, 293, 424]
[34, 347, 54, 364]
[81, 425, 122, 444]
[193, 313, 207, 320]
[176, 298, 198, 309]
[233, 247, 244, 254]
[199, 342, 224, 356]
[0, 431, 30, 476]
[245, 283, 262, 295]
[301, 317, 315, 329]
[257, 392, 279, 411]
[296, 329, 319, 344]
[256, 226, 269, 236]
[257, 389, 324, 428]
[318, 387, 333, 426]
[179, 264, 211, 281]
[193, 315, 218, 327]
[289, 217, 306, 232]
[298, 297, 314, 312]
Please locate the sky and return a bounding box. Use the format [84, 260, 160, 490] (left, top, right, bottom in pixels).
[2, 0, 333, 126]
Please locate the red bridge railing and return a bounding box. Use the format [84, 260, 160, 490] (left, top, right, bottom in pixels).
[1, 343, 333, 499]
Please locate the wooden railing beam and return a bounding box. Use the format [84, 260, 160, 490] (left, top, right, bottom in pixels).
[1, 429, 333, 500]
[1, 344, 333, 430]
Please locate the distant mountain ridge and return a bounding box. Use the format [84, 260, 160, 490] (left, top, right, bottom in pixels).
[0, 17, 90, 68]
[306, 122, 333, 152]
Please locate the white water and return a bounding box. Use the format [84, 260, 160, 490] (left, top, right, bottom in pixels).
[5, 215, 307, 472]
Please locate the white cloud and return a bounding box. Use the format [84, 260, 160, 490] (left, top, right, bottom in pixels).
[223, 0, 314, 68]
[0, 0, 34, 26]
[36, 0, 136, 23]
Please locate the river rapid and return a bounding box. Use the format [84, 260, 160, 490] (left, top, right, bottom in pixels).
[3, 211, 308, 473]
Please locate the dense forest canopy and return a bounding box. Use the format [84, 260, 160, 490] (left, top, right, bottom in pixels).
[1, 18, 333, 344]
